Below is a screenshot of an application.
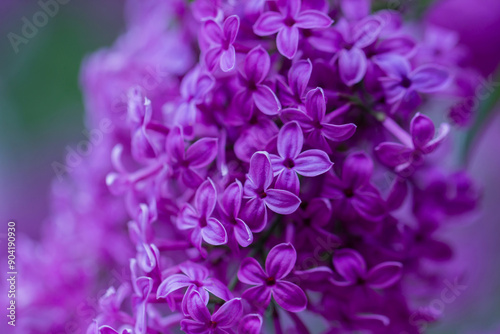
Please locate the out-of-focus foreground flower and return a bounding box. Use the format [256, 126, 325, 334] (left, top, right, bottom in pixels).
[17, 0, 495, 333]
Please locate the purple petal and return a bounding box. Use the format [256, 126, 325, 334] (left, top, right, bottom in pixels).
[278, 0, 301, 18]
[212, 298, 243, 327]
[156, 274, 192, 298]
[234, 218, 254, 247]
[376, 36, 416, 56]
[221, 180, 242, 218]
[278, 121, 303, 159]
[253, 11, 284, 36]
[180, 320, 208, 334]
[178, 204, 199, 230]
[266, 243, 297, 279]
[186, 291, 211, 323]
[373, 53, 411, 78]
[288, 59, 312, 98]
[272, 281, 307, 312]
[275, 168, 300, 195]
[281, 108, 314, 130]
[294, 149, 333, 177]
[223, 15, 240, 43]
[305, 87, 326, 121]
[277, 26, 300, 59]
[253, 85, 282, 115]
[98, 326, 120, 334]
[424, 123, 450, 153]
[340, 0, 370, 21]
[201, 218, 227, 245]
[195, 179, 217, 217]
[342, 152, 373, 189]
[166, 126, 185, 162]
[238, 314, 263, 334]
[220, 46, 236, 72]
[204, 20, 223, 44]
[244, 46, 270, 84]
[410, 113, 435, 149]
[353, 16, 382, 48]
[205, 47, 223, 72]
[375, 142, 413, 168]
[351, 190, 387, 222]
[248, 151, 274, 192]
[305, 198, 332, 227]
[321, 122, 357, 141]
[186, 138, 218, 169]
[242, 285, 272, 310]
[179, 262, 209, 281]
[420, 239, 453, 261]
[411, 65, 450, 93]
[265, 189, 301, 215]
[238, 257, 267, 284]
[333, 248, 367, 282]
[338, 48, 367, 86]
[306, 129, 331, 153]
[181, 168, 205, 189]
[240, 197, 268, 233]
[367, 262, 403, 289]
[204, 278, 232, 301]
[295, 10, 333, 29]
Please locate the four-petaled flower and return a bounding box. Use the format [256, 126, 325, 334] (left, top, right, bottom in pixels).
[164, 126, 218, 188]
[375, 113, 449, 175]
[219, 180, 254, 248]
[282, 87, 357, 153]
[177, 179, 227, 253]
[156, 261, 231, 315]
[241, 152, 301, 232]
[233, 46, 281, 119]
[181, 291, 242, 334]
[375, 54, 450, 112]
[203, 15, 240, 72]
[331, 248, 403, 289]
[237, 243, 307, 312]
[322, 152, 386, 222]
[270, 121, 333, 195]
[253, 0, 333, 59]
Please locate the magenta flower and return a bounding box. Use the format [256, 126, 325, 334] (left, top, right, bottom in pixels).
[156, 261, 231, 314]
[281, 87, 357, 153]
[219, 180, 253, 248]
[237, 243, 307, 312]
[238, 314, 263, 334]
[241, 152, 301, 232]
[375, 54, 451, 111]
[270, 121, 333, 195]
[332, 249, 403, 289]
[277, 58, 312, 107]
[253, 0, 333, 58]
[233, 46, 281, 119]
[177, 179, 227, 252]
[322, 152, 386, 222]
[181, 291, 242, 334]
[375, 113, 450, 175]
[165, 127, 218, 188]
[203, 15, 240, 72]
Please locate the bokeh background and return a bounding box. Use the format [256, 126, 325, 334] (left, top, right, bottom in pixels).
[0, 0, 499, 333]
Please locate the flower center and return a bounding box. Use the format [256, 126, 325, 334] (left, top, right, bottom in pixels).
[284, 158, 295, 169]
[208, 320, 217, 329]
[199, 216, 208, 228]
[266, 276, 276, 286]
[400, 76, 412, 89]
[284, 17, 295, 27]
[343, 188, 354, 198]
[259, 191, 267, 199]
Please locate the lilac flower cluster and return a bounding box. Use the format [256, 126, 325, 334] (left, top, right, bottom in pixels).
[18, 0, 485, 333]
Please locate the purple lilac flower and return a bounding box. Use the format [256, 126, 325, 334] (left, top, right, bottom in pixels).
[177, 179, 227, 252]
[281, 87, 357, 153]
[253, 0, 333, 59]
[203, 15, 240, 72]
[180, 291, 242, 333]
[18, 0, 488, 333]
[238, 243, 307, 312]
[270, 121, 333, 195]
[241, 151, 301, 232]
